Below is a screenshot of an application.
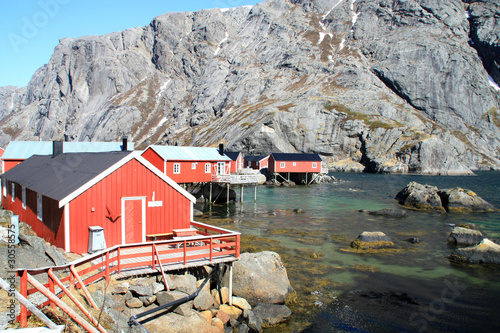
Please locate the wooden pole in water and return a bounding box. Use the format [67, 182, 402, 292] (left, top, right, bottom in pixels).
[227, 184, 230, 205]
[210, 183, 213, 204]
[254, 185, 257, 203]
[240, 186, 244, 203]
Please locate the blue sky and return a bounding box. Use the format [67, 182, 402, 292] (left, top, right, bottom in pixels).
[0, 0, 261, 87]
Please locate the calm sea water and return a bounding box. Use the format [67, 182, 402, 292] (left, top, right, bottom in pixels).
[196, 171, 500, 333]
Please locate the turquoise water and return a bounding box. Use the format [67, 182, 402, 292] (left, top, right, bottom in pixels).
[196, 171, 500, 332]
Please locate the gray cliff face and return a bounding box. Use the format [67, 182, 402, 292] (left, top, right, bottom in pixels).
[468, 0, 500, 84]
[0, 0, 499, 175]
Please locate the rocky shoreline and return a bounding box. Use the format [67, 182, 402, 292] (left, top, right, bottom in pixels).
[0, 209, 295, 332]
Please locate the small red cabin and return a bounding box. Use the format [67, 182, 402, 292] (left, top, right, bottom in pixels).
[1, 151, 195, 254]
[269, 153, 322, 174]
[244, 155, 269, 170]
[141, 145, 232, 184]
[224, 152, 244, 173]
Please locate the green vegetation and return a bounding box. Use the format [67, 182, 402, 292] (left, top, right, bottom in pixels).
[325, 101, 404, 130]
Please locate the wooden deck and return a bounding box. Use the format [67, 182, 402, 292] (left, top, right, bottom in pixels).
[16, 221, 240, 328]
[109, 243, 237, 279]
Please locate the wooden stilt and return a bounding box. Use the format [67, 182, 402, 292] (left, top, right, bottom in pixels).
[240, 186, 244, 203]
[227, 184, 230, 205]
[254, 185, 257, 203]
[228, 262, 233, 306]
[210, 183, 213, 204]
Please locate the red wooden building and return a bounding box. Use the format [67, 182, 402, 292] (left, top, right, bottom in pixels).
[1, 150, 195, 254]
[141, 145, 232, 184]
[244, 155, 269, 171]
[269, 153, 322, 184]
[224, 152, 244, 173]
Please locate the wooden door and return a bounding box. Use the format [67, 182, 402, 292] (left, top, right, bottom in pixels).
[122, 198, 145, 244]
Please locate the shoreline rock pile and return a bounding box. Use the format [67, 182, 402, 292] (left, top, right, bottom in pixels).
[395, 182, 496, 212]
[100, 253, 294, 332]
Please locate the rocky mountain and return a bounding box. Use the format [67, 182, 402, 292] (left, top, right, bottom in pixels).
[0, 0, 499, 175]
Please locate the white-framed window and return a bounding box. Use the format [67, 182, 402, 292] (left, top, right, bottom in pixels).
[2, 179, 5, 197]
[22, 187, 26, 209]
[280, 162, 285, 168]
[312, 162, 317, 168]
[37, 193, 43, 221]
[11, 183, 15, 202]
[293, 162, 296, 166]
[217, 162, 226, 175]
[192, 162, 197, 170]
[173, 163, 181, 174]
[205, 163, 211, 173]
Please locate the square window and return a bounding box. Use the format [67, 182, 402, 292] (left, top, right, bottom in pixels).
[22, 187, 26, 209]
[37, 193, 43, 221]
[205, 163, 211, 173]
[280, 162, 285, 168]
[173, 163, 181, 174]
[312, 162, 317, 168]
[192, 163, 197, 170]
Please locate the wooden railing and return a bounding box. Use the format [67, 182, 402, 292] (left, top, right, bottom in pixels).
[15, 221, 240, 329]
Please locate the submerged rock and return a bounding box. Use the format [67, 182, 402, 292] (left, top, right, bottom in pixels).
[447, 227, 484, 246]
[450, 239, 500, 264]
[367, 208, 407, 218]
[252, 304, 292, 328]
[351, 231, 394, 249]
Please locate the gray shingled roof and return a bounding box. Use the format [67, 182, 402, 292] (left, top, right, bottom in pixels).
[244, 155, 268, 162]
[270, 153, 322, 162]
[1, 151, 133, 202]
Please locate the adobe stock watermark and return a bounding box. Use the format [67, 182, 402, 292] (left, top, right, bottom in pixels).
[7, 0, 70, 54]
[407, 277, 467, 333]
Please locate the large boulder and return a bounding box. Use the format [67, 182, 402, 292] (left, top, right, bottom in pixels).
[439, 188, 496, 213]
[143, 312, 220, 333]
[450, 239, 500, 264]
[395, 182, 496, 212]
[224, 251, 294, 306]
[395, 182, 444, 211]
[447, 227, 484, 246]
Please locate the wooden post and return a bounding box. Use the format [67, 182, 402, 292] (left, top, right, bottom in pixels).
[48, 268, 56, 309]
[254, 185, 257, 203]
[117, 247, 121, 274]
[227, 184, 230, 205]
[105, 251, 110, 283]
[236, 234, 241, 258]
[209, 183, 213, 204]
[228, 262, 233, 306]
[19, 270, 28, 327]
[240, 186, 244, 203]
